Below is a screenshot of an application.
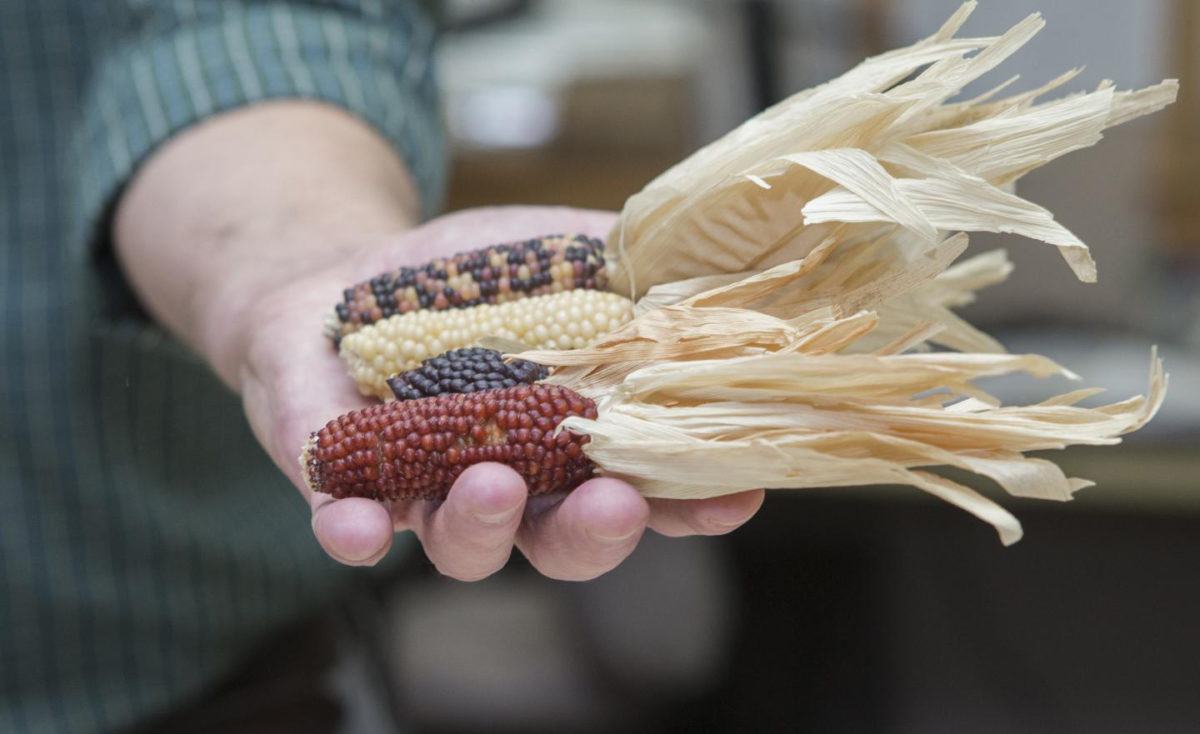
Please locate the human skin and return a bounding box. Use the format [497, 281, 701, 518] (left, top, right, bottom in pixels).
[113, 101, 764, 580]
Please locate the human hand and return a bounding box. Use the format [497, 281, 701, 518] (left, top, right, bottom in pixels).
[235, 206, 765, 578]
[112, 103, 762, 580]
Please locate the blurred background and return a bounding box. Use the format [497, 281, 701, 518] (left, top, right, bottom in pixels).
[346, 1, 1200, 732]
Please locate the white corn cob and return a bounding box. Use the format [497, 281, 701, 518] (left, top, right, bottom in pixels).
[339, 289, 634, 400]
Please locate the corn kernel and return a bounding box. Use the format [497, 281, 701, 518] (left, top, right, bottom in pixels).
[340, 289, 635, 400]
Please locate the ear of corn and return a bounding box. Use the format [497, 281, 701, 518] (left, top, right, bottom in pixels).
[301, 384, 597, 501]
[387, 347, 549, 401]
[328, 234, 607, 343]
[340, 289, 634, 400]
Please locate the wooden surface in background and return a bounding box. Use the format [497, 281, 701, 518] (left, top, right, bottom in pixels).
[445, 150, 678, 213]
[444, 76, 692, 213]
[1157, 0, 1200, 262]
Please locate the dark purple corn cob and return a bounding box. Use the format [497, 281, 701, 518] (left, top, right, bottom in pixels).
[386, 347, 549, 401]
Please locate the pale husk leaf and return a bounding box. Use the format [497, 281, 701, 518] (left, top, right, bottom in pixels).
[513, 5, 1176, 544]
[605, 1, 1178, 298]
[556, 353, 1164, 545]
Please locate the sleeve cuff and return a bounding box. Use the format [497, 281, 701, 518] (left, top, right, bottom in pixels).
[74, 1, 447, 256]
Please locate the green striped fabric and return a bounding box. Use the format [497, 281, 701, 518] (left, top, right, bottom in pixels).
[0, 1, 445, 731]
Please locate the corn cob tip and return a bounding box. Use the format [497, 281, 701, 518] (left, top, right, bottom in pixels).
[300, 434, 321, 495]
[303, 384, 598, 502]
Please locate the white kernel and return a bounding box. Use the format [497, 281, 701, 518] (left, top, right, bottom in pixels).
[556, 335, 572, 349]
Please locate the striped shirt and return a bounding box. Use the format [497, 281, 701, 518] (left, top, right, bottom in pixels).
[0, 2, 445, 731]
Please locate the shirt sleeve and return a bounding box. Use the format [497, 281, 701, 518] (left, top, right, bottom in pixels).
[71, 0, 446, 324]
[74, 0, 446, 235]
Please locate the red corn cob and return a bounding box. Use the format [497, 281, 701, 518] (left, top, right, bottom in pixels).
[302, 384, 598, 502]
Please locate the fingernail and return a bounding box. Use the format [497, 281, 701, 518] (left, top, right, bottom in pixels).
[335, 542, 387, 565]
[473, 505, 522, 526]
[588, 527, 640, 544]
[710, 515, 747, 530]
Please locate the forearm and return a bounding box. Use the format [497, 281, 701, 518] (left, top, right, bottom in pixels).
[113, 100, 423, 389]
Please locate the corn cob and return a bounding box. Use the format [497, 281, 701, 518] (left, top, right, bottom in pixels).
[328, 234, 607, 343]
[340, 289, 634, 401]
[387, 347, 549, 401]
[301, 384, 598, 501]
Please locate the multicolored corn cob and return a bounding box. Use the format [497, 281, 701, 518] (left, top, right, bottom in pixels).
[387, 347, 549, 401]
[328, 234, 607, 343]
[301, 384, 598, 501]
[340, 289, 634, 400]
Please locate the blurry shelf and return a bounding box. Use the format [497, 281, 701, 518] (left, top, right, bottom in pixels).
[445, 149, 680, 212]
[771, 444, 1200, 518]
[1048, 445, 1200, 512]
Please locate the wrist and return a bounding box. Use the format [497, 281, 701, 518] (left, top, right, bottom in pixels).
[195, 225, 393, 394]
[112, 101, 423, 391]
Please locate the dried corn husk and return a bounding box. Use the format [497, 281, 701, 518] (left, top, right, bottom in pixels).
[605, 3, 1177, 299]
[509, 3, 1174, 544]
